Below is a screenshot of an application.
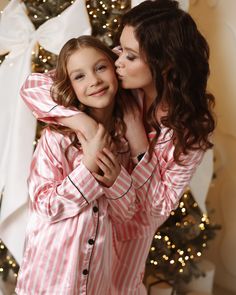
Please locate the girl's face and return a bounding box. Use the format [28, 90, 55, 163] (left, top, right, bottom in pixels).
[67, 47, 118, 112]
[115, 25, 153, 91]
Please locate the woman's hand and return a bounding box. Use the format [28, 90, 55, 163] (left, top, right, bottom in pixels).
[92, 148, 121, 188]
[58, 113, 98, 140]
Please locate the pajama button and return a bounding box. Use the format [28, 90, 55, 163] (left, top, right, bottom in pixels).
[88, 239, 94, 245]
[93, 206, 98, 213]
[83, 269, 88, 275]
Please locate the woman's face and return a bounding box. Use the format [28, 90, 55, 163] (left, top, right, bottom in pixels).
[115, 25, 153, 91]
[67, 47, 118, 112]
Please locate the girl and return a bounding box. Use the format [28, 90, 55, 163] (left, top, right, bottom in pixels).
[20, 1, 215, 294]
[15, 36, 137, 295]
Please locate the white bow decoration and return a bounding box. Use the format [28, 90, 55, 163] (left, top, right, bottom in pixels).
[0, 0, 91, 263]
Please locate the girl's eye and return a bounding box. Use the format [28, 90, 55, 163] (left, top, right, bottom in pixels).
[74, 74, 84, 80]
[96, 64, 107, 72]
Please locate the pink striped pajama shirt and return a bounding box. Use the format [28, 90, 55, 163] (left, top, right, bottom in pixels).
[111, 130, 203, 294]
[20, 73, 204, 294]
[15, 127, 136, 294]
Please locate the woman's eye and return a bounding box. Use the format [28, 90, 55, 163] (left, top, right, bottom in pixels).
[126, 53, 136, 61]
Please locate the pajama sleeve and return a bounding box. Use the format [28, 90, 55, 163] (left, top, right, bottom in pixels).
[102, 165, 137, 223]
[131, 142, 204, 218]
[21, 72, 81, 123]
[29, 128, 104, 223]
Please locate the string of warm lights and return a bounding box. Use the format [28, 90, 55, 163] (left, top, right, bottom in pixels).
[0, 240, 19, 281]
[86, 0, 130, 46]
[147, 190, 220, 286]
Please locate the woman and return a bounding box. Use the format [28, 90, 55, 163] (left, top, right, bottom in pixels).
[110, 2, 215, 292]
[20, 1, 215, 294]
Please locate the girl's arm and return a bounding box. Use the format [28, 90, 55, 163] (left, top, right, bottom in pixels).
[78, 132, 137, 223]
[29, 128, 105, 223]
[30, 127, 136, 224]
[21, 72, 98, 140]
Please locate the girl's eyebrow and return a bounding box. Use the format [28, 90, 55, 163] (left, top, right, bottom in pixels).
[69, 58, 109, 77]
[94, 58, 110, 65]
[69, 69, 83, 77]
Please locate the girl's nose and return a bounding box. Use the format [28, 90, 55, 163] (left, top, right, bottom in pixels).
[90, 74, 102, 87]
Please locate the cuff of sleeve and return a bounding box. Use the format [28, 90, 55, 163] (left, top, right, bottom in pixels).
[67, 162, 104, 204]
[103, 166, 133, 199]
[34, 103, 81, 123]
[131, 151, 157, 188]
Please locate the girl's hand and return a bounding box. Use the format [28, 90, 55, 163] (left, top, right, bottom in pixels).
[77, 124, 113, 172]
[112, 46, 122, 56]
[92, 148, 121, 187]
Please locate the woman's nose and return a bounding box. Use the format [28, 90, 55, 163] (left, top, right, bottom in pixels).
[115, 56, 124, 69]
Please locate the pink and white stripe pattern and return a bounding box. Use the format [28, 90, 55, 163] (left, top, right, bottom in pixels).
[15, 128, 136, 295]
[111, 131, 203, 294]
[20, 73, 204, 294]
[21, 71, 81, 124]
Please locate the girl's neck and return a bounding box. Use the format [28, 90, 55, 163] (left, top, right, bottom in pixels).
[89, 107, 114, 132]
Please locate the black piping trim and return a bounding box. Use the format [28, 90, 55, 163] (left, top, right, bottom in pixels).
[46, 105, 58, 113]
[134, 172, 153, 189]
[68, 175, 89, 204]
[106, 179, 133, 200]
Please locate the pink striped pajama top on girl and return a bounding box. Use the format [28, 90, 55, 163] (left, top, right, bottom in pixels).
[20, 73, 204, 295]
[15, 112, 137, 293]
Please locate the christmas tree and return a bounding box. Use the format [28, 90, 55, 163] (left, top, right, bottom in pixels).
[146, 190, 220, 292]
[0, 1, 220, 292]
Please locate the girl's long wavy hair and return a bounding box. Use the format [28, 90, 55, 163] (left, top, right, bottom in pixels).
[119, 0, 215, 163]
[49, 35, 126, 150]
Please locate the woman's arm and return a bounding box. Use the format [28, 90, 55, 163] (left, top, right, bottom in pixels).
[131, 137, 204, 218]
[123, 107, 204, 217]
[21, 72, 98, 140]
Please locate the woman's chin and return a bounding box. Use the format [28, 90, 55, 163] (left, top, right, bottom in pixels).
[121, 80, 136, 89]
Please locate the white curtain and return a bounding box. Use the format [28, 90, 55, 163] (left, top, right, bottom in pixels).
[0, 0, 91, 264]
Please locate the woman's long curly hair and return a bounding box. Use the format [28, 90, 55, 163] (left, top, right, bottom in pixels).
[49, 35, 126, 150]
[119, 0, 215, 163]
